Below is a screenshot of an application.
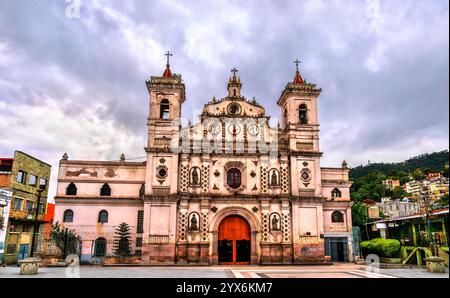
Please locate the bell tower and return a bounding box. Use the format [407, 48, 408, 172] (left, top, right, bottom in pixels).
[145, 51, 185, 196]
[227, 67, 242, 98]
[277, 59, 323, 197]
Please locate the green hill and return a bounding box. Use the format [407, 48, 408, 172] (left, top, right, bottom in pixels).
[350, 150, 449, 180]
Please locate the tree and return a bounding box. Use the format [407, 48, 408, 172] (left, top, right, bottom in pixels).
[435, 193, 449, 208]
[50, 221, 81, 257]
[444, 163, 449, 178]
[113, 222, 132, 258]
[352, 202, 368, 228]
[412, 168, 426, 181]
[392, 186, 408, 200]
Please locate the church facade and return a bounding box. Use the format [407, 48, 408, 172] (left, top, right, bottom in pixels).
[54, 58, 354, 265]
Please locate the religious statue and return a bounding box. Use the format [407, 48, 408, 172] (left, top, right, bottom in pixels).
[271, 170, 278, 186]
[190, 214, 198, 230]
[191, 168, 199, 185]
[271, 214, 280, 231]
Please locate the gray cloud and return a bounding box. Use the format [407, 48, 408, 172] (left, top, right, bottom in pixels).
[0, 0, 448, 200]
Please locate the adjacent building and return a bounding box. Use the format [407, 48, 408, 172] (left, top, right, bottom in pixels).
[382, 179, 400, 191]
[0, 188, 13, 264]
[376, 197, 420, 220]
[0, 151, 51, 264]
[404, 180, 422, 196]
[55, 60, 354, 265]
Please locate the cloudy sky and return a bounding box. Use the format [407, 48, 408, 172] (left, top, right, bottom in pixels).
[0, 0, 448, 200]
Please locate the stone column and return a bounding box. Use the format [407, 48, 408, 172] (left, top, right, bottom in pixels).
[260, 198, 271, 264]
[281, 199, 293, 263]
[211, 231, 219, 265]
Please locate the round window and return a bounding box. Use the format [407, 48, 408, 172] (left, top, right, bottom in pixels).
[157, 167, 168, 179]
[227, 103, 242, 115]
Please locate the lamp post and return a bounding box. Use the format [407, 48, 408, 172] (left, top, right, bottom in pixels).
[29, 188, 43, 258]
[423, 187, 436, 256]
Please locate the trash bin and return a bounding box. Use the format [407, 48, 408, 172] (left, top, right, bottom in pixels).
[18, 257, 40, 275]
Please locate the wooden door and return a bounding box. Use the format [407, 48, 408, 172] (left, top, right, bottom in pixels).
[218, 215, 250, 265]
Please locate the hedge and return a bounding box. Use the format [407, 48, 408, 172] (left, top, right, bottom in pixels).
[360, 238, 401, 258]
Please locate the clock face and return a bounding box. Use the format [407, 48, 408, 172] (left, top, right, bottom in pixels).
[247, 124, 259, 136]
[227, 103, 242, 115]
[208, 123, 221, 135]
[227, 124, 241, 135]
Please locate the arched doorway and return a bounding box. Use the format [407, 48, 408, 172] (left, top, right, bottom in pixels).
[218, 215, 251, 265]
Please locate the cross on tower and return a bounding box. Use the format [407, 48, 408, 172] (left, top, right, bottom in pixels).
[165, 50, 173, 65]
[231, 67, 238, 77]
[294, 59, 301, 71]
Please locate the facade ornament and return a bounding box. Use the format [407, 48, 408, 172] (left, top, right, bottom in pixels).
[62, 152, 68, 160]
[271, 170, 278, 186]
[342, 160, 348, 169]
[271, 214, 280, 231]
[190, 214, 198, 230]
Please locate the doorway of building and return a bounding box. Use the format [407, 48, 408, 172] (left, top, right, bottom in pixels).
[218, 215, 250, 265]
[325, 237, 348, 262]
[18, 244, 29, 260]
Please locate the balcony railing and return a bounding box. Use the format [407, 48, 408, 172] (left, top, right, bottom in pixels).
[148, 235, 170, 244]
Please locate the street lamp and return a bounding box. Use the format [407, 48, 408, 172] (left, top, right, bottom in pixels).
[29, 187, 44, 258]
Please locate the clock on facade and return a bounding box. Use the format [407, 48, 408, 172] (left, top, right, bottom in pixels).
[208, 123, 221, 135]
[227, 124, 241, 135]
[247, 124, 259, 136]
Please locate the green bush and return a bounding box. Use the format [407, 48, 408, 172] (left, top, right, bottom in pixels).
[441, 247, 449, 253]
[360, 238, 401, 258]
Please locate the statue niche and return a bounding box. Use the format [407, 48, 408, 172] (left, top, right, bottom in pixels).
[188, 212, 200, 231]
[268, 169, 280, 187]
[270, 213, 281, 231]
[190, 167, 201, 186]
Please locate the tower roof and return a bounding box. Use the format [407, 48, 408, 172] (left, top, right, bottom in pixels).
[162, 50, 173, 77]
[293, 70, 304, 84]
[293, 59, 304, 84]
[162, 64, 173, 77]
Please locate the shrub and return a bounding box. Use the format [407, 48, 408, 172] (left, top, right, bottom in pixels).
[360, 238, 401, 258]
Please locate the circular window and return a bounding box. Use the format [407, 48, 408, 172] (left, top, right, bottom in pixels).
[157, 166, 168, 179]
[227, 103, 242, 115]
[300, 168, 311, 182]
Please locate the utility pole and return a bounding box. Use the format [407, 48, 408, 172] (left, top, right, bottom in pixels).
[29, 188, 43, 258]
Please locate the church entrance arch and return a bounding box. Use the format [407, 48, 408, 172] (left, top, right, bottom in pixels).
[218, 215, 251, 264]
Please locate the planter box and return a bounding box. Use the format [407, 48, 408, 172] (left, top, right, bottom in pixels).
[19, 258, 40, 275]
[425, 257, 446, 273]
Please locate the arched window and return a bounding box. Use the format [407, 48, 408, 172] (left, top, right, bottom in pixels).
[66, 183, 77, 195]
[331, 188, 342, 198]
[94, 237, 107, 256]
[63, 209, 74, 222]
[98, 210, 108, 223]
[139, 184, 145, 197]
[331, 211, 344, 223]
[227, 168, 242, 189]
[160, 99, 170, 119]
[299, 104, 308, 124]
[100, 183, 111, 196]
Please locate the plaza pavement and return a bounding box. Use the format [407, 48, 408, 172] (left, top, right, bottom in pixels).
[0, 263, 448, 278]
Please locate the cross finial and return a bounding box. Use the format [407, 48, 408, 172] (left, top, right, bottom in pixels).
[294, 59, 301, 71]
[231, 67, 238, 77]
[165, 50, 173, 65]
